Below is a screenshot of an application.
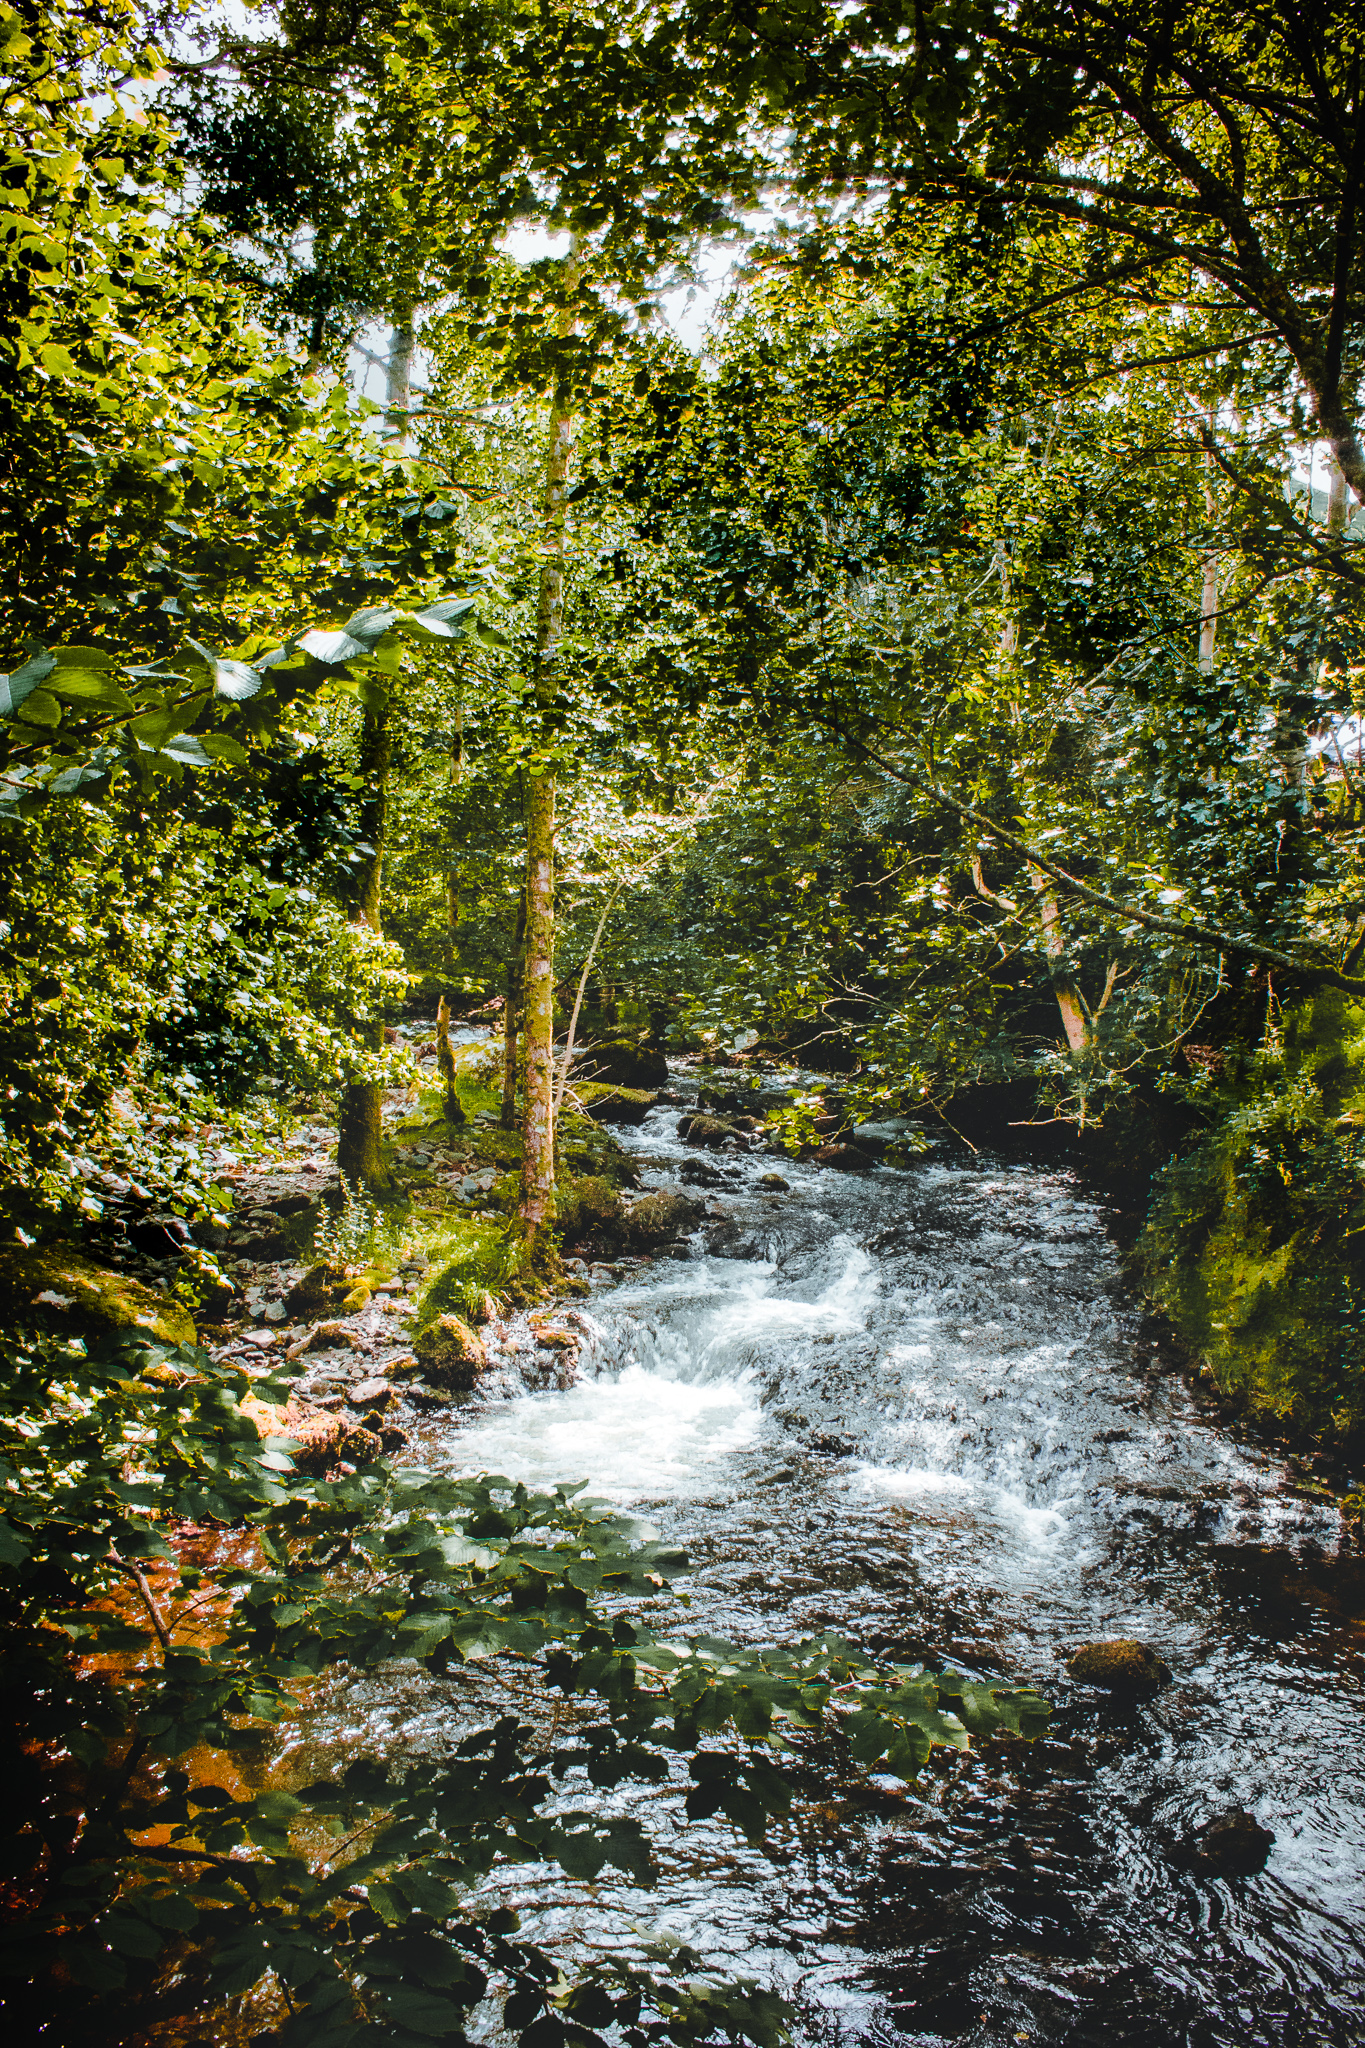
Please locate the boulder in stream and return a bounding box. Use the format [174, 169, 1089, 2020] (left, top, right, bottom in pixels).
[575, 1038, 669, 1089]
[683, 1113, 739, 1148]
[575, 1082, 658, 1125]
[415, 1314, 488, 1388]
[626, 1189, 705, 1248]
[813, 1142, 874, 1171]
[1067, 1637, 1170, 1692]
[1185, 1808, 1274, 1877]
[558, 1175, 626, 1250]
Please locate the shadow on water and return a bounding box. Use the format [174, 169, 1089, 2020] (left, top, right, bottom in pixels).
[320, 1071, 1365, 2047]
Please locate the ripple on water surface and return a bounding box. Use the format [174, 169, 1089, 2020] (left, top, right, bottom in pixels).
[409, 1092, 1365, 2046]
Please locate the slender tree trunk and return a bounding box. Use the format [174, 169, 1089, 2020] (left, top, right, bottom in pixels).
[1327, 451, 1349, 537]
[521, 765, 558, 1232]
[1199, 443, 1219, 674]
[1029, 869, 1090, 1054]
[501, 891, 526, 1129]
[436, 993, 465, 1128]
[385, 305, 414, 442]
[518, 315, 579, 1238]
[338, 700, 392, 1185]
[337, 308, 413, 1188]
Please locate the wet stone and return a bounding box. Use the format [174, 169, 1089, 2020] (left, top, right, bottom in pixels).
[1067, 1638, 1170, 1693]
[1185, 1808, 1275, 1877]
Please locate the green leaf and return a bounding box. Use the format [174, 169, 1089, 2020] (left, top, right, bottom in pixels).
[15, 688, 61, 726]
[184, 638, 265, 701]
[160, 734, 214, 767]
[45, 669, 135, 715]
[200, 733, 249, 766]
[0, 651, 55, 716]
[47, 645, 115, 669]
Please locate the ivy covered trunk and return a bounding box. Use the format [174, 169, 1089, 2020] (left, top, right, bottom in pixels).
[338, 700, 392, 1186]
[519, 381, 576, 1238]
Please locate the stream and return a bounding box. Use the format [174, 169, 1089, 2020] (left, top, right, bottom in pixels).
[324, 1074, 1365, 2047]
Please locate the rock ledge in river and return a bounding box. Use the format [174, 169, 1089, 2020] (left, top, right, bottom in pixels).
[1067, 1638, 1170, 1693]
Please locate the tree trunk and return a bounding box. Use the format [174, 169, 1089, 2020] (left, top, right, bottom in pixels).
[436, 993, 465, 1128]
[385, 304, 414, 441]
[501, 891, 525, 1130]
[521, 766, 558, 1233]
[1199, 441, 1219, 674]
[518, 334, 578, 1237]
[1029, 869, 1090, 1054]
[337, 700, 392, 1186]
[337, 305, 411, 1191]
[1327, 451, 1349, 537]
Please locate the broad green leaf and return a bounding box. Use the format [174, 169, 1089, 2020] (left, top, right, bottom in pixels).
[200, 733, 249, 765]
[47, 645, 115, 669]
[160, 734, 215, 767]
[15, 688, 61, 726]
[46, 669, 135, 714]
[0, 651, 55, 716]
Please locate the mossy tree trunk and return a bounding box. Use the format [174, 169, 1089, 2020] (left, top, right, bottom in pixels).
[501, 888, 526, 1131]
[519, 376, 576, 1239]
[436, 993, 466, 1128]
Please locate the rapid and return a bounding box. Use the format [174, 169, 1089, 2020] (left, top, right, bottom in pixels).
[354, 1072, 1365, 2046]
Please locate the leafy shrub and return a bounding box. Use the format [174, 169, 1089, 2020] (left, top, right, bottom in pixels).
[1143, 992, 1365, 1440]
[0, 1326, 1051, 2045]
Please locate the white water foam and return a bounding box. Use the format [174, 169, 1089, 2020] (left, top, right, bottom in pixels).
[446, 1360, 761, 1500]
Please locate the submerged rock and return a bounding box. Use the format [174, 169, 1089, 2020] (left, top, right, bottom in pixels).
[0, 1244, 195, 1345]
[1185, 1808, 1274, 1877]
[812, 1142, 874, 1171]
[415, 1314, 488, 1388]
[1067, 1638, 1170, 1692]
[678, 1157, 730, 1187]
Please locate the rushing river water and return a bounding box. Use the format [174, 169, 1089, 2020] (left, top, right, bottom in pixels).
[321, 1072, 1365, 2047]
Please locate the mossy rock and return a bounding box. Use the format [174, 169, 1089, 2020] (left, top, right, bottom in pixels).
[576, 1038, 669, 1090]
[557, 1175, 627, 1250]
[681, 1113, 737, 1148]
[414, 1314, 488, 1390]
[575, 1081, 657, 1126]
[626, 1189, 705, 1249]
[0, 1245, 195, 1345]
[1067, 1639, 1170, 1693]
[285, 1262, 354, 1321]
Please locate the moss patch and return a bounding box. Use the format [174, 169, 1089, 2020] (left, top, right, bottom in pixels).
[573, 1081, 657, 1125]
[0, 1245, 196, 1345]
[1142, 990, 1365, 1443]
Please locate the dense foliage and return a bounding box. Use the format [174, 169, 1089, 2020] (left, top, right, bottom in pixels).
[1, 0, 1363, 2031]
[0, 1326, 1048, 2042]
